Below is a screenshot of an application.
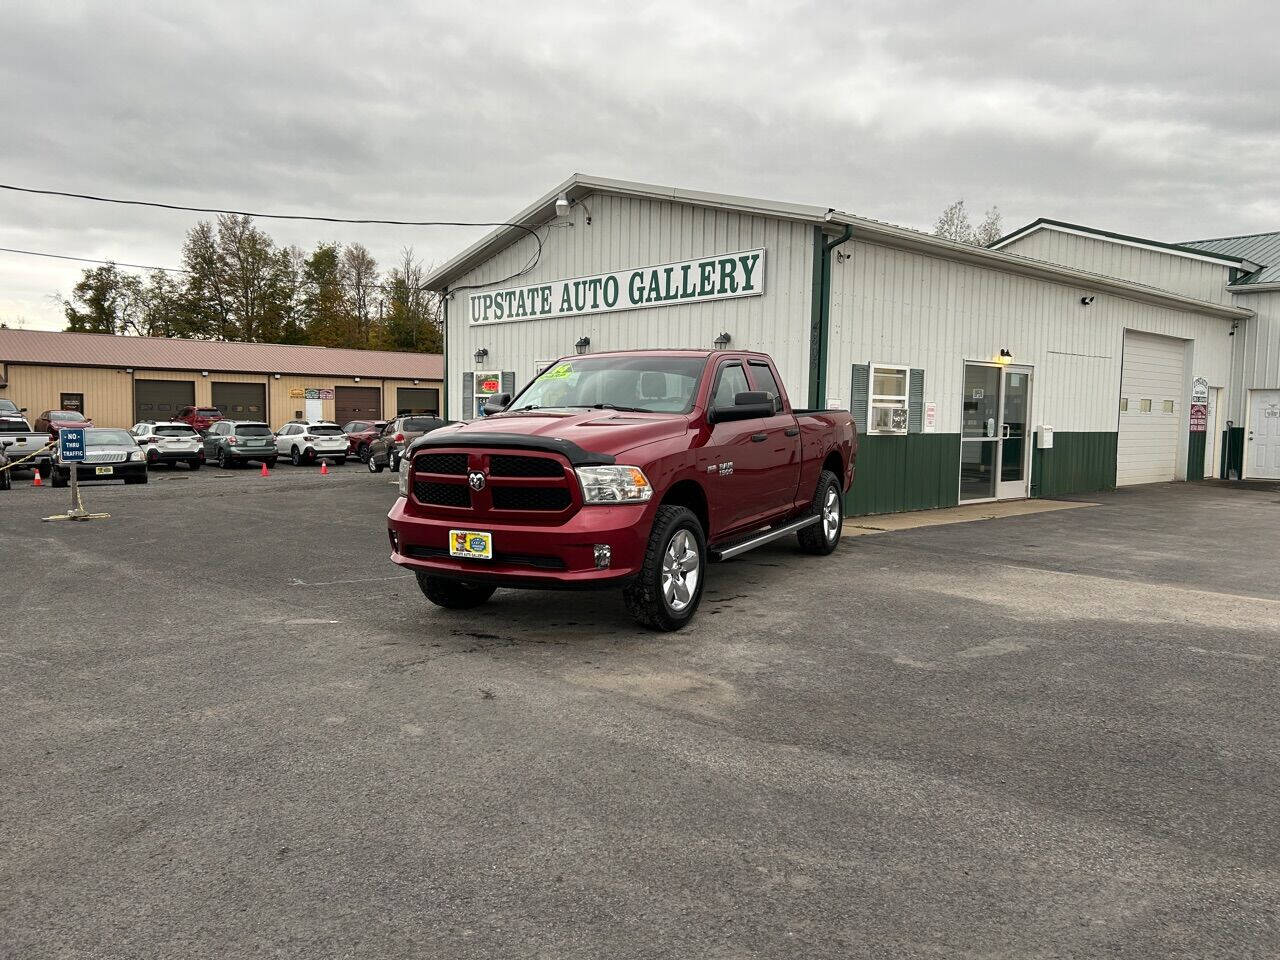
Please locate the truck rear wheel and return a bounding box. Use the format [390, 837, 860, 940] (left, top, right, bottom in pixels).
[797, 469, 843, 555]
[623, 504, 706, 631]
[416, 572, 496, 610]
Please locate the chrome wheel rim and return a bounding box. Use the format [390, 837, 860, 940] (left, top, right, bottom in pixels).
[661, 529, 701, 613]
[822, 486, 841, 542]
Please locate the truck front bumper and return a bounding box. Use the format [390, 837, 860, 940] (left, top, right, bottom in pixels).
[387, 497, 653, 588]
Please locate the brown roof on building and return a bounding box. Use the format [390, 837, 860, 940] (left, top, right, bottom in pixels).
[0, 328, 442, 379]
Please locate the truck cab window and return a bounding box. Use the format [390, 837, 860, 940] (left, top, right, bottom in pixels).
[712, 363, 749, 407]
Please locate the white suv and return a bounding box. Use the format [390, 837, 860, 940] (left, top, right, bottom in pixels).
[129, 421, 204, 470]
[275, 420, 349, 466]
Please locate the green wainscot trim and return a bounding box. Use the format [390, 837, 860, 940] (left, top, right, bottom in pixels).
[1186, 431, 1207, 482]
[1030, 431, 1117, 498]
[845, 433, 961, 516]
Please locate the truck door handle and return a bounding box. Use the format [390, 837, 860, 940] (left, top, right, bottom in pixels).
[751, 433, 768, 442]
[784, 427, 800, 437]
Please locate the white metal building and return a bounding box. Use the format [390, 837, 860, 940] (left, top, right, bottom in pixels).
[425, 175, 1254, 515]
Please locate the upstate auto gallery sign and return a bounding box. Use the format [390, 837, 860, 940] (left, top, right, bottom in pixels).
[468, 249, 765, 325]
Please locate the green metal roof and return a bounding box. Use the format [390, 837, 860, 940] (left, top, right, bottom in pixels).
[1181, 232, 1280, 287]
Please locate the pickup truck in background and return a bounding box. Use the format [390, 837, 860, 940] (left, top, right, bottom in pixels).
[0, 416, 55, 477]
[387, 349, 856, 630]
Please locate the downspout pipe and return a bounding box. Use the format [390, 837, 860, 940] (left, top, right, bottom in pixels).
[808, 221, 853, 409]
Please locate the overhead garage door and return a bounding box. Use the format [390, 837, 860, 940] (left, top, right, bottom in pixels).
[135, 379, 194, 424]
[335, 386, 382, 425]
[211, 382, 267, 421]
[1117, 331, 1185, 486]
[396, 386, 440, 416]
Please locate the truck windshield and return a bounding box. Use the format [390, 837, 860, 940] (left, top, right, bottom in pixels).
[511, 356, 707, 413]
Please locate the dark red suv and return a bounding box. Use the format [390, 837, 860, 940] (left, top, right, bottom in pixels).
[341, 419, 388, 462]
[176, 405, 223, 435]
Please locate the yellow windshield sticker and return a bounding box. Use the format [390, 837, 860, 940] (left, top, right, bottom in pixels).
[543, 362, 574, 380]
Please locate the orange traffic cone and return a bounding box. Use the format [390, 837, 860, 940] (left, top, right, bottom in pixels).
[319, 460, 329, 475]
[261, 462, 270, 477]
[32, 468, 42, 487]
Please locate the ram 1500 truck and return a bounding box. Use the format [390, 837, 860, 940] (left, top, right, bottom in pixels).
[387, 350, 856, 630]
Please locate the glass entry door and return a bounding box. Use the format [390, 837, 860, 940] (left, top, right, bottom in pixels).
[959, 363, 1033, 502]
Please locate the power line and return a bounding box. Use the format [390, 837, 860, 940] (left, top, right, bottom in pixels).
[0, 181, 545, 287]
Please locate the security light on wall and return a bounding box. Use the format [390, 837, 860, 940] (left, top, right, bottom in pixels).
[200, 371, 208, 377]
[1080, 295, 1095, 306]
[474, 348, 489, 365]
[124, 367, 133, 374]
[412, 379, 419, 385]
[555, 194, 571, 218]
[995, 348, 1014, 365]
[714, 332, 732, 349]
[575, 336, 591, 355]
[273, 374, 281, 379]
[353, 376, 361, 383]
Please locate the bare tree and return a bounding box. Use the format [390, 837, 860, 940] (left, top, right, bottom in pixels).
[341, 243, 380, 344]
[934, 200, 976, 244]
[976, 206, 1003, 247]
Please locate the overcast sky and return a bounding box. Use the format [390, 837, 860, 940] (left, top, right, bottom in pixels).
[2, 0, 1277, 330]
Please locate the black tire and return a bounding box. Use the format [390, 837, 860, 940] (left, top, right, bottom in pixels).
[218, 449, 231, 469]
[51, 470, 68, 489]
[146, 449, 159, 465]
[391, 453, 401, 473]
[290, 447, 301, 466]
[623, 504, 707, 631]
[188, 459, 202, 471]
[416, 572, 497, 610]
[357, 443, 371, 463]
[304, 447, 317, 465]
[266, 458, 278, 468]
[0, 469, 10, 491]
[797, 469, 844, 555]
[368, 454, 384, 473]
[334, 457, 347, 466]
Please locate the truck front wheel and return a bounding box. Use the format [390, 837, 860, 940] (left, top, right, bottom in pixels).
[624, 504, 706, 631]
[797, 469, 843, 555]
[416, 572, 496, 610]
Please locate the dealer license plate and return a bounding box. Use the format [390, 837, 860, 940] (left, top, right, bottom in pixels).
[95, 466, 114, 475]
[448, 529, 493, 560]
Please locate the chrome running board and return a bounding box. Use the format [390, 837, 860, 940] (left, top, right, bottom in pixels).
[709, 514, 820, 561]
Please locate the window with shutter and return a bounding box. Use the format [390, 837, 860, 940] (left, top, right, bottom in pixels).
[461, 372, 474, 420]
[849, 363, 869, 433]
[908, 369, 925, 433]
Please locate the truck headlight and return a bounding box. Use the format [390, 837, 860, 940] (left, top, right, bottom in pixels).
[397, 465, 410, 497]
[576, 465, 652, 504]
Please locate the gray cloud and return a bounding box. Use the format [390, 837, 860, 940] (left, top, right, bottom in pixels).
[2, 0, 1277, 329]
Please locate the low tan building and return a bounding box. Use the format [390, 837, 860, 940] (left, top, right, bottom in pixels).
[0, 329, 443, 428]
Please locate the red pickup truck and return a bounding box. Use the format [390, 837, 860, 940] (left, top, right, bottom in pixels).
[387, 350, 856, 630]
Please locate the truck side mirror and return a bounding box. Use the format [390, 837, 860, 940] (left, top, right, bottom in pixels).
[482, 392, 512, 416]
[709, 391, 775, 424]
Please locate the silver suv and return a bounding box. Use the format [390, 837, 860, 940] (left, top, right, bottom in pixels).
[275, 420, 349, 466]
[130, 421, 203, 470]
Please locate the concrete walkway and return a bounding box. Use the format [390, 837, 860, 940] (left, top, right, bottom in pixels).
[843, 497, 1096, 536]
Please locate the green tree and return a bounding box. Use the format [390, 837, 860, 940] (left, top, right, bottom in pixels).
[379, 248, 441, 353]
[180, 215, 297, 342]
[300, 242, 349, 347]
[63, 263, 146, 335]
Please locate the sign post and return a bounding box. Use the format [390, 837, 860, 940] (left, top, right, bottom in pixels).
[41, 426, 109, 522]
[59, 427, 87, 519]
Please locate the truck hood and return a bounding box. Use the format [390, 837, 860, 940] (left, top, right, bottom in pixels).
[426, 410, 688, 458]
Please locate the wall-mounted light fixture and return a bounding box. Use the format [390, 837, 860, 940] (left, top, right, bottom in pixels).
[200, 371, 209, 377]
[575, 336, 591, 355]
[555, 194, 571, 218]
[124, 367, 133, 374]
[273, 374, 281, 380]
[353, 376, 361, 383]
[1080, 295, 1095, 306]
[474, 347, 489, 365]
[714, 332, 732, 349]
[412, 379, 419, 385]
[995, 348, 1014, 365]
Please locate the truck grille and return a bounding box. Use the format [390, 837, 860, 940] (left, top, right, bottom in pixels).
[414, 480, 471, 508]
[488, 454, 563, 478]
[491, 486, 571, 511]
[414, 452, 468, 475]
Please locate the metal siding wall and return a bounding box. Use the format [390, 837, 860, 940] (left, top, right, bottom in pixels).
[0, 364, 134, 427]
[443, 193, 814, 419]
[1231, 290, 1280, 424]
[827, 240, 1235, 436]
[1001, 230, 1235, 306]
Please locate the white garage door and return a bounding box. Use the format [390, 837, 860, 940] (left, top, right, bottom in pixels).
[1117, 331, 1186, 486]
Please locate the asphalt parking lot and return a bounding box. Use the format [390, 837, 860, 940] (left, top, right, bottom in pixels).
[3, 465, 1278, 958]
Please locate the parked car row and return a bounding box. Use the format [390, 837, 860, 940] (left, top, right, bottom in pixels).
[1, 408, 453, 490]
